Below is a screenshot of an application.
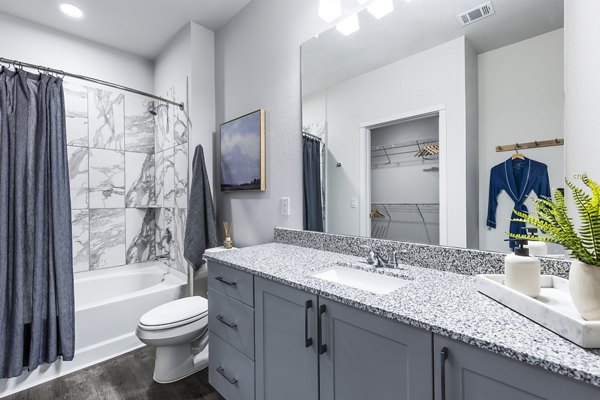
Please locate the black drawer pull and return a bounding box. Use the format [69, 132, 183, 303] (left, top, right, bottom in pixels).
[440, 347, 448, 400]
[216, 314, 238, 329]
[304, 300, 313, 348]
[215, 276, 237, 286]
[318, 304, 327, 355]
[216, 366, 238, 385]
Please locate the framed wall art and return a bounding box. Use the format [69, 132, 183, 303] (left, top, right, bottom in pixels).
[220, 109, 266, 192]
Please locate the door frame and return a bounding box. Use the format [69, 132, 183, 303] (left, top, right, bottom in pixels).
[358, 104, 448, 245]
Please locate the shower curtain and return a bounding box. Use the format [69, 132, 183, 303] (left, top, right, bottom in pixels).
[303, 135, 324, 232]
[0, 68, 75, 378]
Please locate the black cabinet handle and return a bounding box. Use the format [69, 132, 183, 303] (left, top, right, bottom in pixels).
[216, 366, 238, 385]
[304, 300, 313, 347]
[440, 347, 448, 400]
[318, 304, 327, 355]
[215, 276, 237, 286]
[216, 314, 237, 329]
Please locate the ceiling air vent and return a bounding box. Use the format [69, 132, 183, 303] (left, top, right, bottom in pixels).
[456, 1, 495, 27]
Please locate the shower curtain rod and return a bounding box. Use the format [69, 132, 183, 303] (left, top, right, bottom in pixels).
[0, 57, 184, 111]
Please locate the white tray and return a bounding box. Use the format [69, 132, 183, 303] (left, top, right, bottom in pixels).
[476, 274, 600, 348]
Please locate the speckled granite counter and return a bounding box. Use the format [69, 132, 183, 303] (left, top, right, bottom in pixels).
[205, 243, 600, 387]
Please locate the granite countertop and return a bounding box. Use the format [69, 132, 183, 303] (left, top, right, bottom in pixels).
[205, 242, 600, 387]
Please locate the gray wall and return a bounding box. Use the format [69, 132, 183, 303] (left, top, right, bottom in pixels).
[215, 0, 329, 246]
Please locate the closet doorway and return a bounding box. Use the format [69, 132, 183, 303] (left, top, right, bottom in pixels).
[358, 105, 448, 245]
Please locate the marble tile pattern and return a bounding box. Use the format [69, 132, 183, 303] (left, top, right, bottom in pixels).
[89, 149, 125, 208]
[71, 210, 90, 272]
[64, 81, 188, 274]
[124, 94, 155, 153]
[204, 243, 600, 388]
[273, 228, 571, 278]
[155, 207, 175, 264]
[89, 209, 126, 269]
[174, 144, 188, 208]
[171, 208, 189, 273]
[64, 82, 89, 147]
[125, 152, 155, 207]
[154, 151, 165, 207]
[88, 88, 125, 150]
[126, 209, 156, 264]
[163, 148, 175, 207]
[67, 146, 89, 209]
[155, 102, 172, 153]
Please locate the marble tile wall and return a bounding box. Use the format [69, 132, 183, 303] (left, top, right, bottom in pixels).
[65, 79, 189, 274]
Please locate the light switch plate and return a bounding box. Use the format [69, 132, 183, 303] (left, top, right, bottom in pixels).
[351, 197, 358, 208]
[280, 197, 291, 216]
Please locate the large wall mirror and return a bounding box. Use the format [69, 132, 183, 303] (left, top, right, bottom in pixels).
[301, 0, 564, 254]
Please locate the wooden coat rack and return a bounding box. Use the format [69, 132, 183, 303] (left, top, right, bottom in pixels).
[496, 138, 564, 152]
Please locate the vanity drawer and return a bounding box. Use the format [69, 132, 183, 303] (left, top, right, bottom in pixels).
[209, 332, 255, 400]
[208, 261, 254, 306]
[208, 288, 255, 360]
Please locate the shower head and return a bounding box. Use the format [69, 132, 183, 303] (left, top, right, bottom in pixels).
[148, 102, 168, 116]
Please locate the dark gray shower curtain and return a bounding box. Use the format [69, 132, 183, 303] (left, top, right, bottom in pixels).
[0, 68, 74, 379]
[303, 135, 324, 232]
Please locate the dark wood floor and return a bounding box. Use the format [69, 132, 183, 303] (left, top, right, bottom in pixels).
[6, 347, 224, 400]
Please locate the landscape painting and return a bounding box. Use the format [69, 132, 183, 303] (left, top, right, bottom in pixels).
[220, 109, 266, 192]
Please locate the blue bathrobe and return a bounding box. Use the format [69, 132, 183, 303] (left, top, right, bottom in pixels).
[486, 158, 551, 248]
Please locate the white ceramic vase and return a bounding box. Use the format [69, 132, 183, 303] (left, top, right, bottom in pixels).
[569, 260, 600, 321]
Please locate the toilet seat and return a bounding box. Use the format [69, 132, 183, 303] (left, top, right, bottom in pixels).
[139, 296, 208, 331]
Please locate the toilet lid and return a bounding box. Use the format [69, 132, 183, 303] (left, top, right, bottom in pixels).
[139, 296, 208, 329]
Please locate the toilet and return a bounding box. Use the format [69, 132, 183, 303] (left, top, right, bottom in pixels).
[136, 296, 209, 383]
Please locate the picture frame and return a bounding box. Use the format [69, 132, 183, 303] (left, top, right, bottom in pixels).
[220, 109, 266, 192]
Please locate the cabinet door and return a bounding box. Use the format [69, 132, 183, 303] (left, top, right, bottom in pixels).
[319, 298, 433, 400]
[255, 277, 319, 400]
[434, 334, 600, 400]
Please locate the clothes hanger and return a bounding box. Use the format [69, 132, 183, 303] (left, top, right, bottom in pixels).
[511, 145, 525, 160]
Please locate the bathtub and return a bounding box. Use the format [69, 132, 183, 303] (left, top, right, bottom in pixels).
[0, 262, 188, 398]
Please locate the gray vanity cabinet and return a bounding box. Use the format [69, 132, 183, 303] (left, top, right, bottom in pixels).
[254, 276, 433, 400]
[434, 335, 600, 400]
[254, 277, 319, 400]
[318, 298, 433, 400]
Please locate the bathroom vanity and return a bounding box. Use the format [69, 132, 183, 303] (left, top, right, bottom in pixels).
[205, 236, 600, 400]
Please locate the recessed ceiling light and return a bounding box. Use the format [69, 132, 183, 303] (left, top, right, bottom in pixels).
[319, 0, 342, 23]
[59, 3, 84, 18]
[367, 0, 394, 19]
[336, 14, 360, 36]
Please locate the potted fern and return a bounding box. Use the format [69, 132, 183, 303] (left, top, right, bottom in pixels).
[511, 174, 600, 321]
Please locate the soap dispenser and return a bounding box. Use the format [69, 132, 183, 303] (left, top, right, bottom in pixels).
[505, 239, 541, 297]
[523, 227, 548, 257]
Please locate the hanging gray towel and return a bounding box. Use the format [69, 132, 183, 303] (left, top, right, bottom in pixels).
[184, 144, 218, 270]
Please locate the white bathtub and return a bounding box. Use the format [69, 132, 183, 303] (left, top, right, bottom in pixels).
[0, 262, 188, 398]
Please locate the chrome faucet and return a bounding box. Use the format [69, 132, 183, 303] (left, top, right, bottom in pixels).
[360, 245, 387, 268]
[389, 250, 408, 269]
[360, 246, 407, 269]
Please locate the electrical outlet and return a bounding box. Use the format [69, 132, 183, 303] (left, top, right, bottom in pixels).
[351, 197, 358, 208]
[280, 197, 291, 216]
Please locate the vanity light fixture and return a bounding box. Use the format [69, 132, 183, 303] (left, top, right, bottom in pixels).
[59, 3, 84, 18]
[367, 0, 394, 19]
[319, 0, 342, 23]
[336, 13, 360, 36]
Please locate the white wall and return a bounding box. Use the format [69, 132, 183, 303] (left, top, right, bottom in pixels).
[565, 3, 600, 190]
[215, 0, 330, 246]
[321, 37, 470, 246]
[0, 12, 153, 92]
[478, 29, 564, 253]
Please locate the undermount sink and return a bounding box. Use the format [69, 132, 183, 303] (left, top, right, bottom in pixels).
[311, 264, 411, 295]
